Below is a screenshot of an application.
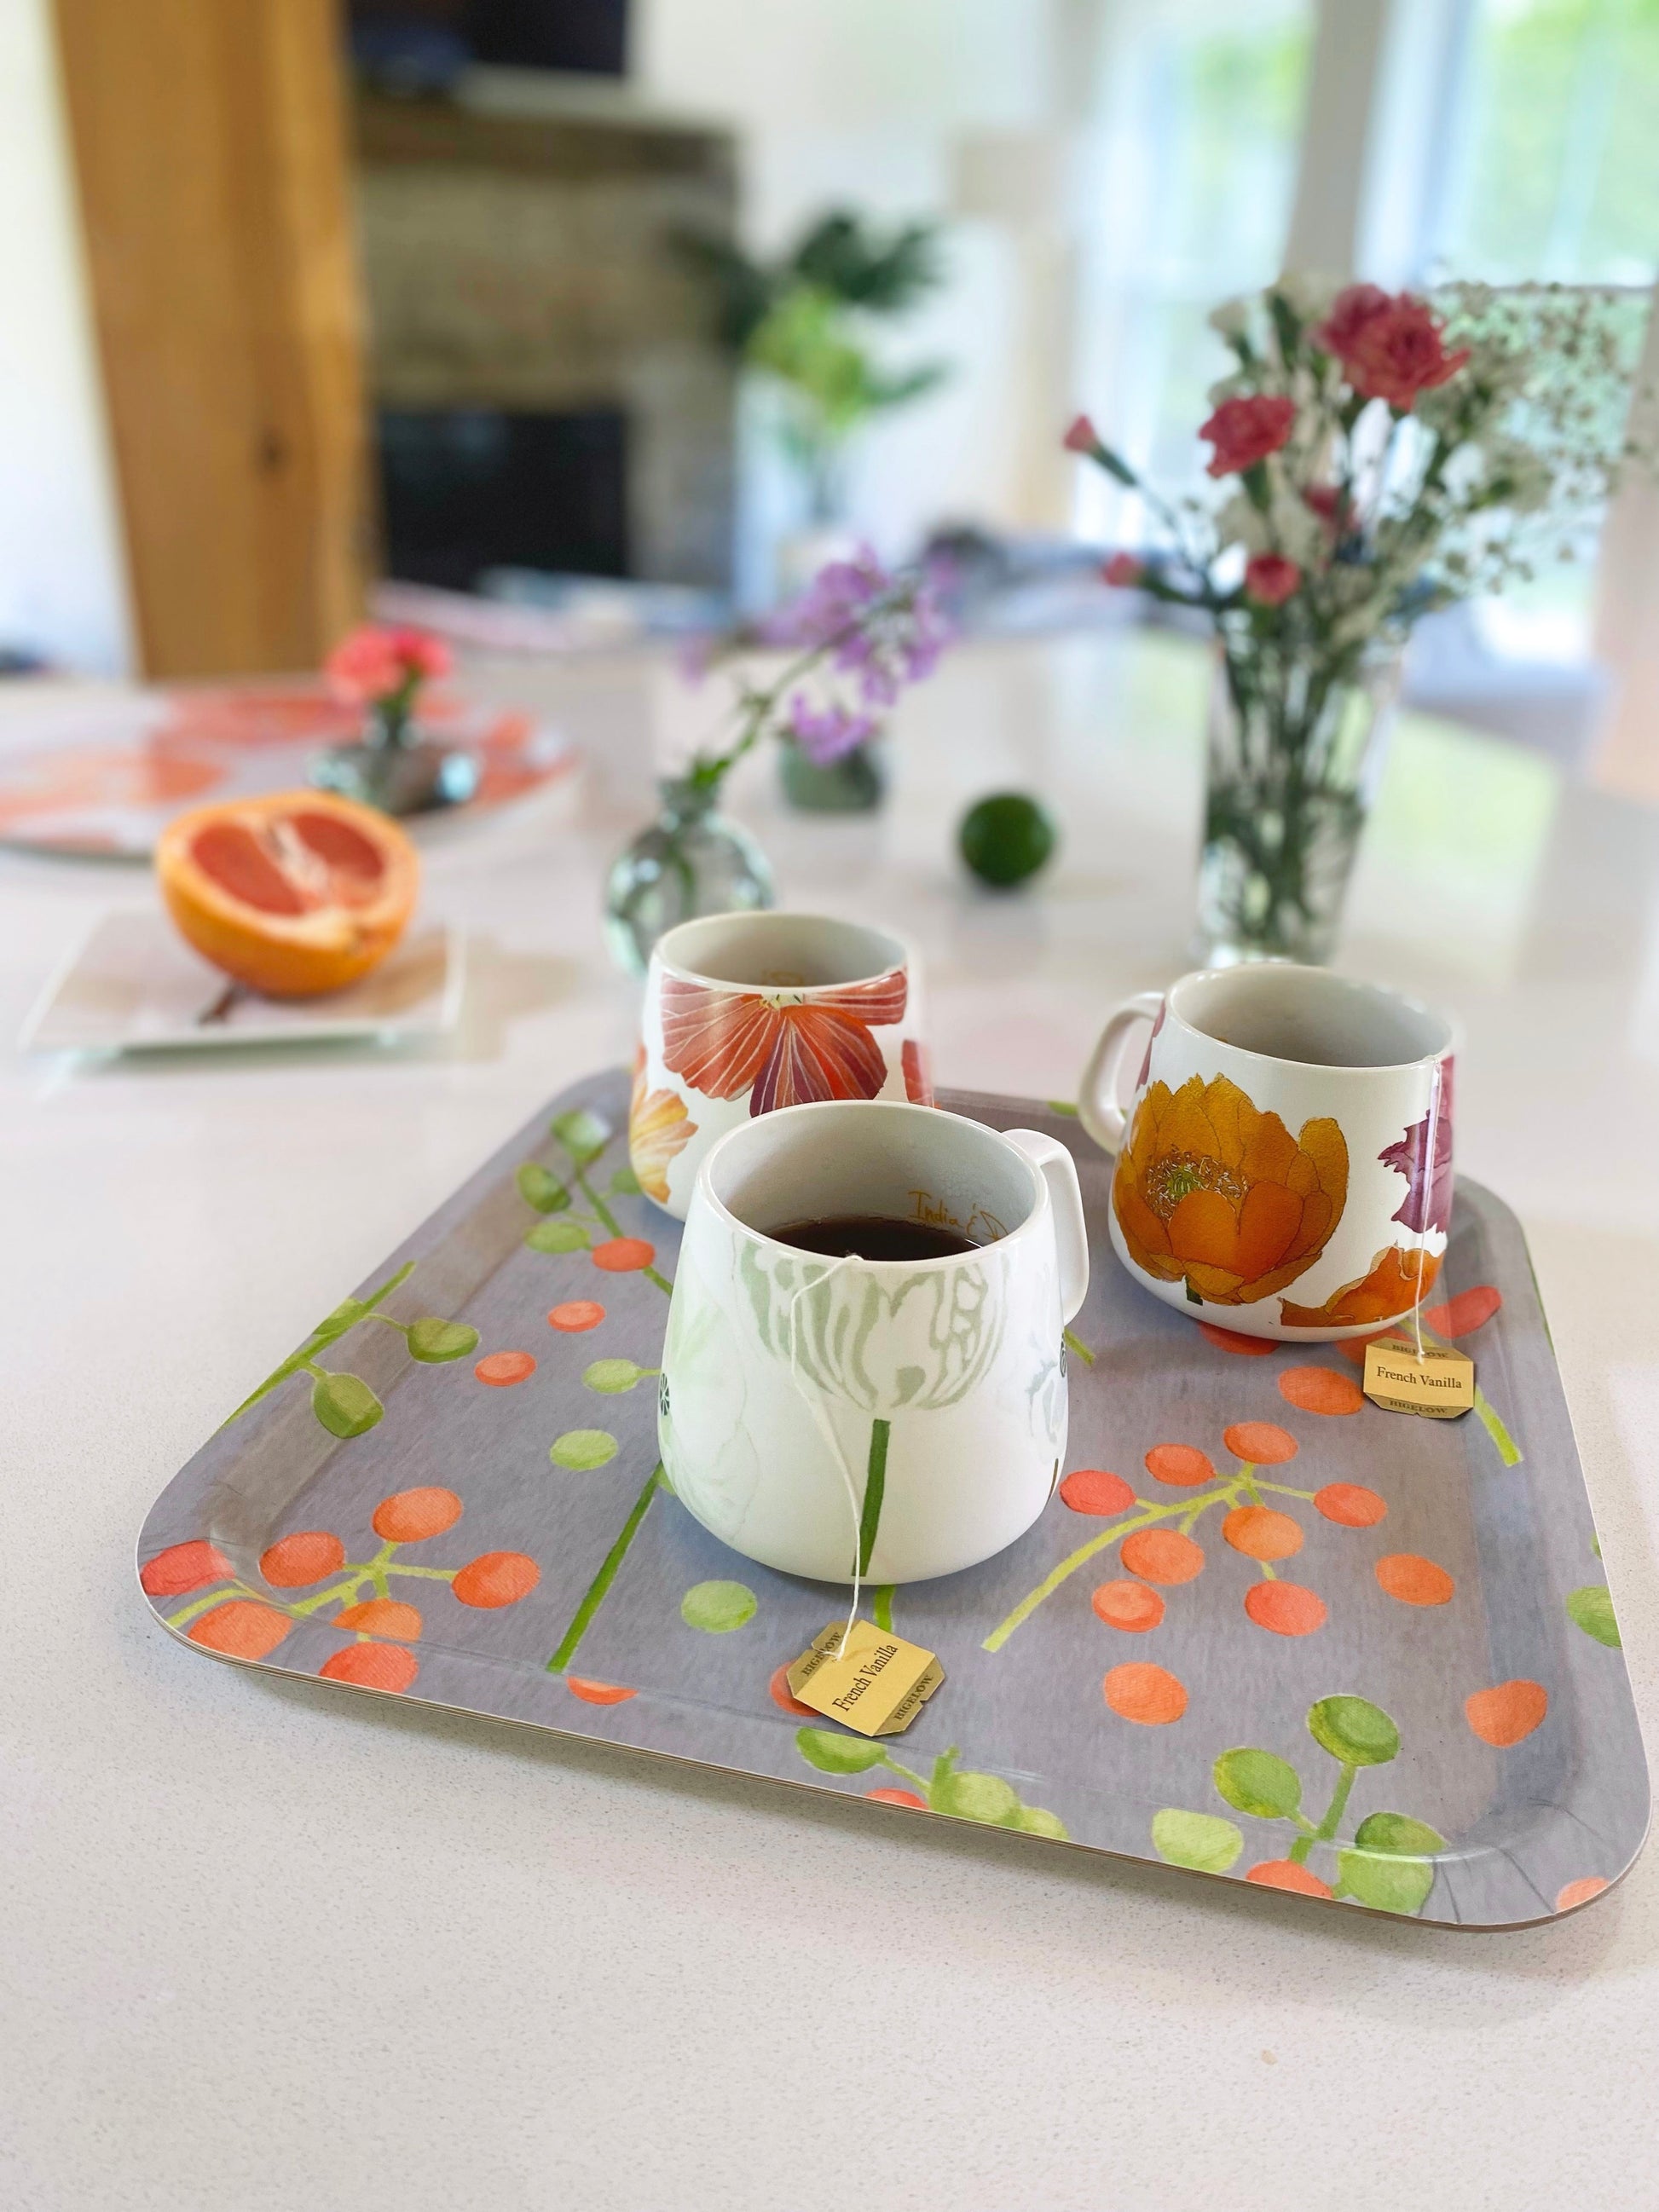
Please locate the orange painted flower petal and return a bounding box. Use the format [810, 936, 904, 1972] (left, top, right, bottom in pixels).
[1167, 1188, 1241, 1269]
[750, 1005, 889, 1112]
[1233, 1178, 1303, 1279]
[659, 979, 779, 1099]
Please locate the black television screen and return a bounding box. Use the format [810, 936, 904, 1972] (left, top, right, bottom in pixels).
[350, 1, 628, 79]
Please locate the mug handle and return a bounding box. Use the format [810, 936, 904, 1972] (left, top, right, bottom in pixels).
[1078, 990, 1165, 1154]
[1005, 1129, 1090, 1325]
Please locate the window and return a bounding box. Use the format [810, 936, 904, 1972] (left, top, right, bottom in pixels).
[1072, 0, 1315, 545]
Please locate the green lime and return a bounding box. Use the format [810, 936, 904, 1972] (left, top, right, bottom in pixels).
[958, 793, 1056, 887]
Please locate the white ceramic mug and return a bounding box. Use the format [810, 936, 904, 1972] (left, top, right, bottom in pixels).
[1079, 964, 1454, 1342]
[630, 911, 931, 1221]
[659, 1099, 1090, 1584]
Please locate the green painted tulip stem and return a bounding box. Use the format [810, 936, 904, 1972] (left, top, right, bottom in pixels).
[547, 1462, 666, 1672]
[858, 1418, 892, 1579]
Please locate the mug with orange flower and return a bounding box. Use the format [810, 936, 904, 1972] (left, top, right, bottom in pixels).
[629, 912, 933, 1220]
[1078, 964, 1454, 1342]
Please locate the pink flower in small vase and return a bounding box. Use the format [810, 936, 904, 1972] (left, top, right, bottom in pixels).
[1199, 395, 1298, 478]
[1062, 413, 1102, 455]
[1312, 286, 1469, 410]
[325, 625, 453, 707]
[1103, 552, 1145, 587]
[1244, 553, 1302, 607]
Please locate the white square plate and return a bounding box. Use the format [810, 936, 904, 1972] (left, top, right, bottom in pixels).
[21, 909, 465, 1054]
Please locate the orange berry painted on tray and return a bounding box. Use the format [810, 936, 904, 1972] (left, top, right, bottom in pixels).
[1244, 1581, 1327, 1637]
[452, 1551, 540, 1608]
[868, 1788, 928, 1809]
[1092, 1580, 1165, 1632]
[1465, 1679, 1547, 1747]
[1144, 1442, 1215, 1487]
[154, 789, 418, 997]
[475, 1350, 536, 1387]
[372, 1487, 462, 1544]
[769, 1664, 818, 1718]
[259, 1529, 346, 1588]
[1223, 1420, 1298, 1464]
[1060, 1467, 1136, 1516]
[320, 1642, 419, 1694]
[566, 1678, 638, 1706]
[1197, 1321, 1275, 1356]
[1556, 1877, 1610, 1912]
[548, 1300, 606, 1332]
[1103, 1661, 1188, 1724]
[592, 1238, 656, 1274]
[1374, 1553, 1455, 1607]
[140, 1539, 233, 1596]
[1121, 1528, 1205, 1585]
[187, 1600, 292, 1660]
[1223, 1506, 1304, 1562]
[1246, 1860, 1333, 1897]
[334, 1598, 422, 1640]
[1314, 1482, 1387, 1528]
[1423, 1285, 1502, 1337]
[1277, 1366, 1365, 1417]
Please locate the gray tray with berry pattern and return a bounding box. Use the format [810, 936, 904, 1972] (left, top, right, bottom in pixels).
[137, 1073, 1647, 1929]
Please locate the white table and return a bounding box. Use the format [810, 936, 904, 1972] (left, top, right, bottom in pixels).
[4, 631, 1658, 2212]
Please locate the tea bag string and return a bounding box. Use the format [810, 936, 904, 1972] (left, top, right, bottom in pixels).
[1410, 1060, 1445, 1366]
[785, 1256, 868, 1659]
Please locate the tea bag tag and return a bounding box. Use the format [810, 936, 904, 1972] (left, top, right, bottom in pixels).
[786, 1620, 944, 1738]
[1363, 1337, 1475, 1420]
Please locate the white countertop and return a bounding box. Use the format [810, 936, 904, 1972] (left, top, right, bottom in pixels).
[4, 630, 1658, 2212]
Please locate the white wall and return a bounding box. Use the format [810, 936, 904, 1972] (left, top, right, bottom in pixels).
[0, 0, 132, 673]
[634, 0, 1077, 578]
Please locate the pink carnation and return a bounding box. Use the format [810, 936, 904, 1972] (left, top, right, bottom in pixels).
[1062, 413, 1101, 455]
[1103, 552, 1144, 587]
[1244, 553, 1302, 607]
[325, 624, 452, 705]
[1199, 395, 1298, 478]
[1313, 285, 1469, 410]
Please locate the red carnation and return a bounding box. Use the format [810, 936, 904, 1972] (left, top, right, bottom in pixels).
[1103, 552, 1144, 587]
[1062, 413, 1101, 455]
[1310, 284, 1391, 362]
[1313, 286, 1469, 410]
[1199, 395, 1298, 478]
[1244, 553, 1302, 607]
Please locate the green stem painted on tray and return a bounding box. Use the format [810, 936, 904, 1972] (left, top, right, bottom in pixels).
[1290, 1761, 1359, 1863]
[858, 1418, 892, 1578]
[1061, 1327, 1095, 1367]
[983, 1481, 1243, 1652]
[224, 1262, 417, 1424]
[1473, 1388, 1522, 1467]
[547, 1462, 666, 1672]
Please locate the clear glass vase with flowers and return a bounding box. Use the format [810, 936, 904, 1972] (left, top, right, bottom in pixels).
[604, 548, 950, 973]
[1068, 278, 1644, 963]
[312, 624, 475, 817]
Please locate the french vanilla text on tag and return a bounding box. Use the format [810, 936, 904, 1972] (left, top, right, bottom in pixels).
[1362, 1337, 1476, 1420]
[785, 1620, 944, 1739]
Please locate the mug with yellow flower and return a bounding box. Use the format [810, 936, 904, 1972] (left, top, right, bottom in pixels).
[1079, 964, 1454, 1343]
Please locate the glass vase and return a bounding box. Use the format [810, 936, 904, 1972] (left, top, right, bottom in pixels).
[1194, 641, 1400, 967]
[310, 722, 480, 817]
[604, 776, 775, 976]
[777, 736, 887, 814]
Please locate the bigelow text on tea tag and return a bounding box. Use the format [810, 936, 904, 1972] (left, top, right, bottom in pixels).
[786, 1620, 944, 1738]
[1362, 1337, 1476, 1420]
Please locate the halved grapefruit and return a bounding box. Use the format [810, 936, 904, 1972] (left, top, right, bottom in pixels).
[156, 790, 418, 997]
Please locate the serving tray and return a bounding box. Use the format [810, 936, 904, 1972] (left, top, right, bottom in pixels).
[137, 1074, 1648, 1928]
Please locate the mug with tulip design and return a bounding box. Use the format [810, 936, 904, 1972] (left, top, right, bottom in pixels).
[660, 1100, 1090, 1584]
[629, 910, 932, 1221]
[1079, 964, 1455, 1343]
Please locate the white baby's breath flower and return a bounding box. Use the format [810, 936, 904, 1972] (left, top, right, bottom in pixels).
[1275, 272, 1343, 325]
[1215, 492, 1271, 555]
[1208, 296, 1251, 340]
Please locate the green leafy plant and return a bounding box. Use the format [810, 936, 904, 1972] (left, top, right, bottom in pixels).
[1153, 1694, 1444, 1914]
[225, 1260, 479, 1442]
[679, 208, 947, 522]
[795, 1729, 1066, 1838]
